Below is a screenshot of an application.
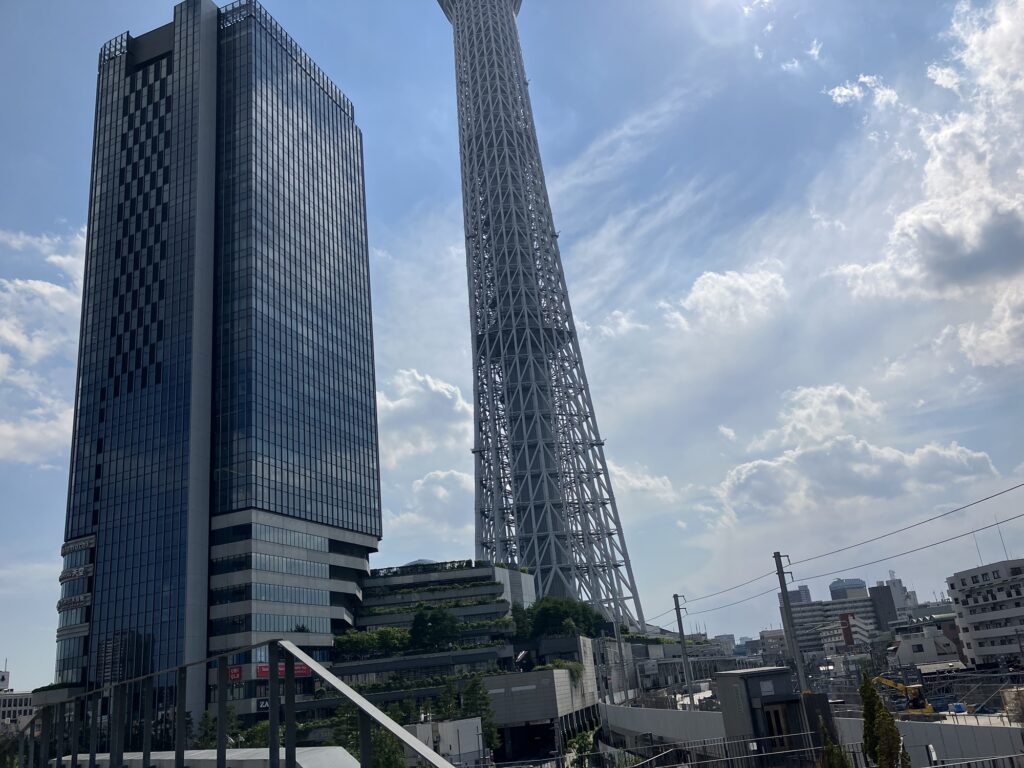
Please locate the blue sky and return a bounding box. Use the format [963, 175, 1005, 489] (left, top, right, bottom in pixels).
[2, 0, 1024, 687]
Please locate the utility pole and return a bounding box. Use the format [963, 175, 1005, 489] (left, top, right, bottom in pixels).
[673, 594, 696, 710]
[774, 552, 809, 692]
[774, 552, 812, 753]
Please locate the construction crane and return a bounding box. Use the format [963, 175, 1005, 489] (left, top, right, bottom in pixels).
[873, 676, 935, 715]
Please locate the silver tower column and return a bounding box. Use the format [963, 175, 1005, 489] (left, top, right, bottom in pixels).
[437, 0, 645, 627]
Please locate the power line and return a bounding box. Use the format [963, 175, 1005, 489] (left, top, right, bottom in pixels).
[645, 570, 778, 624]
[796, 508, 1024, 582]
[685, 587, 779, 617]
[643, 481, 1024, 628]
[789, 481, 1024, 567]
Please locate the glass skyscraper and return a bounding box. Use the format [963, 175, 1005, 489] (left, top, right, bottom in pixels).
[56, 0, 380, 717]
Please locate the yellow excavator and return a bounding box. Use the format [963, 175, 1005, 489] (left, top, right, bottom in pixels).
[873, 676, 934, 715]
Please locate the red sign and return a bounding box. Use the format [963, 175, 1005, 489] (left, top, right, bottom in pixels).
[256, 662, 312, 679]
[228, 666, 243, 682]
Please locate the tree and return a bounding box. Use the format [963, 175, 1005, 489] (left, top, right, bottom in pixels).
[462, 674, 500, 750]
[875, 705, 904, 768]
[409, 606, 461, 651]
[325, 703, 359, 753]
[529, 597, 604, 639]
[512, 602, 532, 641]
[238, 719, 282, 748]
[568, 730, 596, 768]
[0, 730, 17, 768]
[817, 718, 851, 768]
[437, 679, 459, 719]
[859, 673, 881, 765]
[195, 710, 217, 749]
[376, 626, 411, 656]
[371, 726, 406, 768]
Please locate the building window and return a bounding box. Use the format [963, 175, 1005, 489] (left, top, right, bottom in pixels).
[912, 644, 925, 653]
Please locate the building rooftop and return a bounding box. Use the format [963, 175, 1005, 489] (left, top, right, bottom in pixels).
[716, 666, 790, 677]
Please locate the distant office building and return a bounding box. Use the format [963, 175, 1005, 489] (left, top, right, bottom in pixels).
[778, 584, 812, 606]
[55, 0, 380, 717]
[869, 585, 900, 631]
[876, 570, 919, 619]
[947, 560, 1024, 667]
[829, 578, 868, 600]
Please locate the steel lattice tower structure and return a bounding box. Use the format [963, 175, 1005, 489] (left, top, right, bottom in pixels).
[437, 0, 645, 627]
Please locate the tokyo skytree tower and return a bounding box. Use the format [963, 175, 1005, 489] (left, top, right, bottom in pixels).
[437, 0, 645, 627]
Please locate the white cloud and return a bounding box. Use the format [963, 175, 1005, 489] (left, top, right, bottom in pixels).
[754, 45, 764, 61]
[742, 0, 773, 17]
[718, 425, 737, 442]
[0, 228, 84, 465]
[598, 309, 650, 338]
[834, 2, 1024, 299]
[716, 436, 996, 524]
[703, 383, 997, 528]
[827, 82, 864, 105]
[0, 405, 74, 465]
[807, 39, 823, 61]
[376, 369, 473, 470]
[382, 508, 473, 550]
[927, 64, 962, 93]
[957, 281, 1024, 366]
[827, 75, 897, 108]
[781, 59, 800, 73]
[748, 384, 883, 452]
[609, 460, 681, 504]
[412, 469, 474, 500]
[663, 269, 788, 330]
[549, 90, 690, 213]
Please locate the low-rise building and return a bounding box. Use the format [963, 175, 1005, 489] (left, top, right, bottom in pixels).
[886, 624, 960, 669]
[759, 629, 787, 665]
[947, 559, 1024, 667]
[1, 690, 35, 727]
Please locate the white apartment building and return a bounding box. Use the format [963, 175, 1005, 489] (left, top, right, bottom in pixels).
[947, 559, 1024, 667]
[1, 690, 35, 726]
[787, 595, 880, 655]
[887, 625, 960, 669]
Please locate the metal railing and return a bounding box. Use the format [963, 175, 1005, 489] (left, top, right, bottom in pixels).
[17, 639, 457, 768]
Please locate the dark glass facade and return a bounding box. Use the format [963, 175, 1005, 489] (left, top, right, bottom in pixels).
[56, 0, 380, 716]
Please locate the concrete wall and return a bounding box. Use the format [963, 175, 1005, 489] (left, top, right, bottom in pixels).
[486, 668, 596, 727]
[599, 703, 726, 743]
[836, 717, 1024, 767]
